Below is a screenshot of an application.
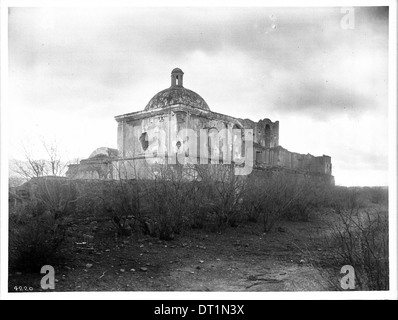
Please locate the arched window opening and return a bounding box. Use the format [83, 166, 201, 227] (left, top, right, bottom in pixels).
[265, 124, 271, 148]
[139, 132, 149, 151]
[208, 128, 219, 162]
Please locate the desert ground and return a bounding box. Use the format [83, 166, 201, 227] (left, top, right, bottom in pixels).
[9, 188, 388, 293]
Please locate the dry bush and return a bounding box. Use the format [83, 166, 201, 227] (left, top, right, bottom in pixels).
[194, 164, 246, 231]
[69, 163, 202, 240]
[304, 187, 389, 291]
[281, 176, 321, 222]
[319, 207, 389, 291]
[326, 186, 371, 214]
[115, 163, 246, 238]
[363, 187, 388, 205]
[241, 173, 283, 232]
[9, 214, 67, 272]
[136, 164, 203, 240]
[12, 141, 68, 180]
[31, 177, 77, 219]
[9, 177, 76, 272]
[94, 179, 143, 237]
[242, 172, 327, 232]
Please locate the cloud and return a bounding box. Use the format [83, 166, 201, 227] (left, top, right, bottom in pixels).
[273, 80, 377, 119]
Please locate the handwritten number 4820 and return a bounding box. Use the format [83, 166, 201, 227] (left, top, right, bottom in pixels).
[14, 286, 33, 292]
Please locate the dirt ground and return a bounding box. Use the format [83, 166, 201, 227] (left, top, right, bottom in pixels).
[9, 210, 336, 293]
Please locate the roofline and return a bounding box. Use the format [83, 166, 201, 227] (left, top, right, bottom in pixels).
[114, 105, 240, 125]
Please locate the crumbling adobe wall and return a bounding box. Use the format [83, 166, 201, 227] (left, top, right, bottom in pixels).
[66, 156, 117, 180]
[240, 118, 279, 149]
[256, 146, 332, 176]
[118, 114, 176, 159]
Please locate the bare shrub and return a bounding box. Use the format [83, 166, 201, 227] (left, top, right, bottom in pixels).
[149, 165, 211, 240]
[327, 187, 368, 214]
[319, 207, 389, 291]
[242, 172, 325, 232]
[9, 213, 67, 272]
[364, 187, 388, 205]
[284, 177, 333, 222]
[100, 179, 142, 237]
[31, 177, 77, 219]
[195, 164, 246, 231]
[12, 141, 69, 181]
[69, 161, 201, 240]
[139, 164, 204, 239]
[9, 177, 76, 272]
[111, 163, 246, 238]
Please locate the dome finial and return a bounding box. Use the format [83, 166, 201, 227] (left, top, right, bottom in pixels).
[171, 68, 184, 87]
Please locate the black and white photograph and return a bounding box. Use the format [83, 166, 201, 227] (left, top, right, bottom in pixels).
[1, 0, 396, 301]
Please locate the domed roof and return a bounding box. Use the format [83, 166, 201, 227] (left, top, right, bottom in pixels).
[171, 68, 184, 74]
[144, 68, 210, 112]
[145, 87, 210, 111]
[89, 147, 119, 159]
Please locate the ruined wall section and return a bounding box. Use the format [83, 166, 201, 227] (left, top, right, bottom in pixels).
[66, 155, 118, 180]
[119, 114, 173, 159]
[176, 112, 236, 164]
[256, 146, 332, 176]
[238, 118, 279, 166]
[239, 118, 279, 149]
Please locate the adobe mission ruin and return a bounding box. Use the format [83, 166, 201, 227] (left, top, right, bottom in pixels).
[66, 68, 334, 184]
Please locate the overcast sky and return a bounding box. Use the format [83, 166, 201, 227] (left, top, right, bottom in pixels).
[7, 6, 389, 186]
